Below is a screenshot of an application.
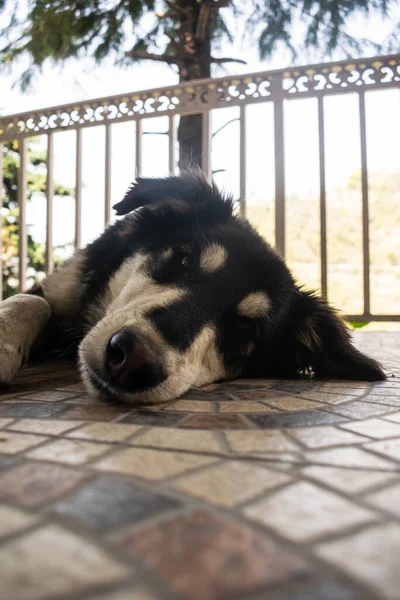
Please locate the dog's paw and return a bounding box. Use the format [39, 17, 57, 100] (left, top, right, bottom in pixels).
[0, 343, 24, 388]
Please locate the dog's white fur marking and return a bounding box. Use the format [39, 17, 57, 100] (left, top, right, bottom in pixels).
[42, 251, 85, 316]
[238, 292, 271, 318]
[0, 294, 51, 384]
[80, 323, 226, 405]
[79, 251, 228, 404]
[200, 244, 228, 273]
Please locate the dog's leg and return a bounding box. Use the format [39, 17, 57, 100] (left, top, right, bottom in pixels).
[0, 294, 51, 387]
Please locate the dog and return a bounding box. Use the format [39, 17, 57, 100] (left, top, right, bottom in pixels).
[0, 172, 385, 404]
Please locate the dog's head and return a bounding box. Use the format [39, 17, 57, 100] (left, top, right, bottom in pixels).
[79, 172, 384, 404]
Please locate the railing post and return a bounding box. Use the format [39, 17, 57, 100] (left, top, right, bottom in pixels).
[46, 133, 54, 274]
[18, 137, 28, 292]
[135, 119, 142, 176]
[0, 142, 3, 301]
[359, 91, 371, 316]
[75, 129, 82, 249]
[239, 105, 246, 217]
[168, 116, 176, 176]
[104, 124, 112, 227]
[272, 76, 285, 257]
[202, 111, 211, 181]
[318, 97, 328, 299]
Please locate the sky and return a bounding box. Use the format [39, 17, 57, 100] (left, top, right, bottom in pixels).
[1, 3, 399, 291]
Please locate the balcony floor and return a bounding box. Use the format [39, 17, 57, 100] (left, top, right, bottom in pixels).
[0, 332, 399, 600]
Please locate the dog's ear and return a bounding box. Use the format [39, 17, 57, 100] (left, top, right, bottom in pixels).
[279, 290, 386, 381]
[113, 171, 234, 223]
[250, 289, 385, 382]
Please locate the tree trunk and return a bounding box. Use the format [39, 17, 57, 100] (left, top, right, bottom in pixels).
[177, 1, 212, 172]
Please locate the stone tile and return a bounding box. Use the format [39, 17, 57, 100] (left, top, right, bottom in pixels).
[248, 410, 349, 429]
[26, 438, 110, 465]
[94, 447, 217, 480]
[302, 465, 399, 494]
[0, 402, 66, 418]
[8, 418, 82, 435]
[116, 510, 309, 600]
[19, 390, 80, 402]
[132, 427, 222, 453]
[0, 504, 39, 538]
[300, 392, 360, 405]
[267, 397, 325, 411]
[67, 422, 142, 443]
[0, 418, 12, 428]
[339, 418, 400, 439]
[180, 414, 249, 429]
[0, 455, 18, 472]
[365, 438, 400, 463]
[56, 382, 86, 392]
[315, 523, 400, 600]
[305, 447, 398, 470]
[364, 394, 400, 408]
[245, 481, 375, 542]
[218, 400, 279, 412]
[228, 389, 288, 400]
[58, 405, 131, 421]
[383, 412, 400, 424]
[271, 382, 318, 394]
[53, 475, 182, 531]
[0, 431, 47, 454]
[320, 382, 368, 393]
[364, 483, 400, 518]
[328, 401, 391, 419]
[173, 461, 290, 506]
[289, 426, 367, 449]
[88, 588, 157, 600]
[263, 580, 360, 600]
[164, 400, 216, 412]
[120, 410, 185, 427]
[226, 430, 301, 454]
[0, 524, 129, 600]
[0, 462, 90, 507]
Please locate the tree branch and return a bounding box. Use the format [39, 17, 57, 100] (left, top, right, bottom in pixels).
[124, 49, 182, 64]
[211, 56, 247, 65]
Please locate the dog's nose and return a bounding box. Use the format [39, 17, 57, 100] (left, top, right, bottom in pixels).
[105, 328, 150, 378]
[104, 328, 165, 391]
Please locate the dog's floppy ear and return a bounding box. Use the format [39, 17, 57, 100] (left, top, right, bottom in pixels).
[113, 171, 234, 223]
[278, 290, 385, 381]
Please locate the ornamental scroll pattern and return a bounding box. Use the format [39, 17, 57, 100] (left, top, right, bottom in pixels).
[0, 54, 399, 142]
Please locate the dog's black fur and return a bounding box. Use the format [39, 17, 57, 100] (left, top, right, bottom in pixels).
[3, 172, 384, 404]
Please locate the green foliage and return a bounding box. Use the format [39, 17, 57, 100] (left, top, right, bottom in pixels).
[0, 1, 398, 90]
[1, 139, 72, 298]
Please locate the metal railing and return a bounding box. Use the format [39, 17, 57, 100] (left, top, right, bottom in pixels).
[0, 53, 399, 320]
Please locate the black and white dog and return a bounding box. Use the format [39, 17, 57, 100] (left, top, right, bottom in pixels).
[0, 172, 384, 404]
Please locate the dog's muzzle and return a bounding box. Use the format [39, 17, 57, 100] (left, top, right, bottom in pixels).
[85, 327, 167, 401]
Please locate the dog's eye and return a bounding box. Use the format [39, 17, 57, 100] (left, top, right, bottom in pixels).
[175, 250, 196, 273]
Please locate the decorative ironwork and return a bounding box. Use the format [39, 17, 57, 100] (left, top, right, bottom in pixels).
[1, 53, 398, 142]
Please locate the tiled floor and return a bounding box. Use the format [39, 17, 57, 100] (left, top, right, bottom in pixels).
[0, 332, 399, 600]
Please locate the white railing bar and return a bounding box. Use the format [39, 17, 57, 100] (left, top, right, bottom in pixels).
[18, 137, 28, 291]
[75, 129, 82, 249]
[45, 133, 54, 274]
[318, 97, 328, 299]
[1, 53, 398, 137]
[202, 111, 211, 180]
[135, 120, 142, 176]
[0, 142, 3, 300]
[274, 93, 286, 257]
[104, 124, 112, 227]
[359, 91, 371, 316]
[168, 116, 175, 176]
[239, 105, 246, 217]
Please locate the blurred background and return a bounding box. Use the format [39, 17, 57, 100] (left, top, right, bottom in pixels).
[0, 0, 399, 328]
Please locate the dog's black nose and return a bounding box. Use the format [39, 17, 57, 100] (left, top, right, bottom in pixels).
[104, 328, 165, 391]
